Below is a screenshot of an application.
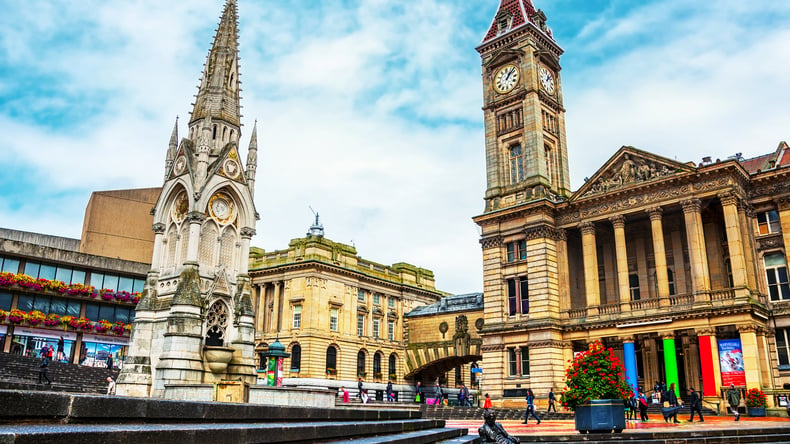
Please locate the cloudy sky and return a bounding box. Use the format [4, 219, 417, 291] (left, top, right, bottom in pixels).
[1, 0, 789, 294]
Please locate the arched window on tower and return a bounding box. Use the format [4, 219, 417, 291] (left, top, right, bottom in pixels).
[388, 353, 397, 380]
[222, 127, 227, 141]
[544, 144, 554, 185]
[509, 144, 524, 184]
[212, 124, 218, 140]
[373, 351, 382, 379]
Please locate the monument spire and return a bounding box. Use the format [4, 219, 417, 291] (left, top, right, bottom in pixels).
[188, 0, 241, 152]
[246, 120, 258, 198]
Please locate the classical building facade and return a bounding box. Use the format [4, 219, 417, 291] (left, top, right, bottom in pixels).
[249, 217, 444, 394]
[473, 0, 790, 409]
[118, 0, 259, 397]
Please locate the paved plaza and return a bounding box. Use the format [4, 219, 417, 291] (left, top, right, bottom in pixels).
[446, 412, 790, 436]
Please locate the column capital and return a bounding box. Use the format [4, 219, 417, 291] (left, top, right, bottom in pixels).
[579, 221, 596, 235]
[658, 331, 675, 340]
[240, 227, 256, 239]
[718, 191, 739, 207]
[695, 328, 715, 337]
[619, 335, 635, 343]
[737, 324, 758, 334]
[556, 228, 567, 241]
[152, 223, 167, 234]
[609, 215, 626, 229]
[681, 198, 702, 214]
[185, 211, 207, 224]
[647, 207, 663, 220]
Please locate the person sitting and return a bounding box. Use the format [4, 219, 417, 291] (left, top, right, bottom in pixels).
[479, 409, 520, 444]
[106, 377, 116, 395]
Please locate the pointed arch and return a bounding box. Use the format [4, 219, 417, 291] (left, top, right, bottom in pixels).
[165, 224, 178, 271]
[177, 223, 190, 266]
[219, 225, 237, 272]
[205, 299, 229, 346]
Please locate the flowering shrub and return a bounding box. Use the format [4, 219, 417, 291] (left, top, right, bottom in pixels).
[0, 309, 7, 321]
[45, 279, 68, 293]
[94, 319, 112, 333]
[745, 388, 766, 408]
[112, 321, 126, 335]
[0, 272, 14, 287]
[561, 341, 633, 411]
[8, 309, 26, 324]
[44, 313, 61, 326]
[60, 315, 74, 329]
[115, 291, 132, 302]
[100, 289, 115, 301]
[69, 316, 92, 330]
[14, 275, 43, 290]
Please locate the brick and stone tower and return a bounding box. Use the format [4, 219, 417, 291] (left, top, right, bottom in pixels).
[472, 0, 569, 406]
[118, 0, 259, 397]
[478, 0, 569, 212]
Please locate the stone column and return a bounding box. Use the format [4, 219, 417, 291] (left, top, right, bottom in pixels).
[255, 283, 267, 334]
[580, 222, 600, 316]
[738, 203, 758, 290]
[515, 347, 522, 376]
[738, 324, 762, 389]
[696, 328, 721, 398]
[681, 199, 711, 297]
[642, 338, 659, 391]
[556, 229, 571, 317]
[682, 335, 701, 395]
[151, 223, 167, 271]
[272, 281, 282, 332]
[184, 211, 206, 263]
[622, 335, 638, 395]
[660, 332, 680, 397]
[756, 328, 774, 402]
[610, 216, 631, 308]
[647, 208, 670, 303]
[239, 227, 255, 275]
[719, 193, 748, 290]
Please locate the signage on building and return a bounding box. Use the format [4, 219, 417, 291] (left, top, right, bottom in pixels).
[718, 338, 746, 386]
[471, 367, 482, 374]
[81, 334, 129, 346]
[13, 327, 77, 341]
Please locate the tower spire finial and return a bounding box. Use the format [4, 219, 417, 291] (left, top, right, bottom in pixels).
[246, 120, 258, 198]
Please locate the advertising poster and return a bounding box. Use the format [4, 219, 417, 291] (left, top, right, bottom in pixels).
[718, 338, 746, 386]
[267, 357, 275, 386]
[276, 357, 283, 387]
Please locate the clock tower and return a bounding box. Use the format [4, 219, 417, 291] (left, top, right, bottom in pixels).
[478, 0, 570, 213]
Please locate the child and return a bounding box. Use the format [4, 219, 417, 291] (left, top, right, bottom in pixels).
[483, 393, 493, 409]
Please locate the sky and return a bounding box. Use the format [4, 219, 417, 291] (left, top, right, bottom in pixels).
[1, 0, 789, 295]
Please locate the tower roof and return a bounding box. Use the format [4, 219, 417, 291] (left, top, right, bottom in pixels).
[480, 0, 553, 45]
[189, 0, 241, 128]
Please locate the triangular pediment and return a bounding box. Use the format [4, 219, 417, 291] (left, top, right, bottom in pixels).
[205, 142, 247, 186]
[572, 146, 696, 201]
[168, 139, 196, 181]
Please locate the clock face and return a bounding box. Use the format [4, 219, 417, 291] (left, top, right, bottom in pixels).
[539, 67, 555, 94]
[493, 64, 520, 94]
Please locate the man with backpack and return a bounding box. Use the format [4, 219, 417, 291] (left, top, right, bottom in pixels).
[688, 387, 704, 422]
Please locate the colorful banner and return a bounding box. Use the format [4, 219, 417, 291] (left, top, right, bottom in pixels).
[718, 339, 746, 386]
[276, 357, 283, 387]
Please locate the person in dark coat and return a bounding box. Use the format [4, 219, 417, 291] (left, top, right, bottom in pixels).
[357, 378, 364, 400]
[727, 383, 741, 421]
[56, 336, 65, 361]
[38, 354, 51, 384]
[386, 380, 394, 402]
[662, 383, 682, 423]
[688, 387, 704, 422]
[522, 388, 541, 424]
[415, 381, 422, 403]
[547, 388, 556, 412]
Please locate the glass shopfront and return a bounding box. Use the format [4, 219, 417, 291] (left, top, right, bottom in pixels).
[10, 327, 76, 363]
[79, 334, 128, 369]
[0, 326, 6, 352]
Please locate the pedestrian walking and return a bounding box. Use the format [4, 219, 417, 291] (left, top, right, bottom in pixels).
[483, 393, 493, 409]
[433, 382, 444, 406]
[340, 386, 349, 403]
[522, 388, 541, 424]
[56, 336, 65, 361]
[662, 383, 682, 423]
[38, 354, 51, 384]
[547, 387, 556, 413]
[727, 383, 741, 421]
[460, 384, 470, 407]
[638, 388, 649, 421]
[357, 378, 364, 400]
[386, 380, 394, 402]
[415, 381, 422, 403]
[106, 354, 114, 370]
[688, 387, 704, 422]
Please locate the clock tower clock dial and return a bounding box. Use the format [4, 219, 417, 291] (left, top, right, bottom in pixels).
[539, 67, 555, 94]
[494, 64, 520, 94]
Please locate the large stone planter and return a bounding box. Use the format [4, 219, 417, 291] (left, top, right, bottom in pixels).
[574, 399, 626, 434]
[203, 346, 235, 373]
[748, 406, 766, 417]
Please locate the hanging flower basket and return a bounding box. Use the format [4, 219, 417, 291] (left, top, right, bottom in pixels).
[111, 321, 126, 335]
[0, 309, 7, 323]
[60, 315, 74, 330]
[9, 309, 26, 324]
[43, 313, 61, 326]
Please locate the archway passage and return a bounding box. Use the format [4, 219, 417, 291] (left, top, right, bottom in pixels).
[406, 354, 482, 385]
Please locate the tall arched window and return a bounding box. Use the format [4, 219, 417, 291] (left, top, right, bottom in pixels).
[326, 346, 337, 374]
[205, 300, 228, 346]
[357, 350, 366, 377]
[289, 343, 301, 371]
[388, 353, 397, 380]
[509, 144, 524, 184]
[373, 351, 382, 378]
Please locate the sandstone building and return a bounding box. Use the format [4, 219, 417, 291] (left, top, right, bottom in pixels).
[472, 0, 790, 409]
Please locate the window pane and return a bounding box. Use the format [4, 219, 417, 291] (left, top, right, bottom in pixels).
[38, 264, 56, 280]
[388, 298, 394, 308]
[519, 240, 527, 260]
[85, 303, 100, 321]
[99, 305, 115, 322]
[17, 295, 34, 311]
[24, 262, 40, 278]
[50, 298, 67, 316]
[508, 349, 517, 376]
[765, 254, 786, 267]
[508, 279, 517, 316]
[507, 243, 515, 262]
[521, 347, 530, 375]
[33, 296, 50, 313]
[520, 277, 529, 314]
[103, 274, 120, 290]
[90, 272, 104, 288]
[1, 258, 19, 273]
[55, 267, 72, 283]
[66, 300, 81, 317]
[118, 277, 134, 293]
[116, 307, 130, 324]
[0, 291, 11, 311]
[132, 279, 145, 293]
[71, 270, 86, 285]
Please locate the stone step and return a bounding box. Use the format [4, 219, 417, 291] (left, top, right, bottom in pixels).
[511, 427, 790, 443]
[0, 419, 451, 443]
[318, 427, 471, 444]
